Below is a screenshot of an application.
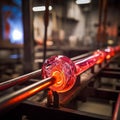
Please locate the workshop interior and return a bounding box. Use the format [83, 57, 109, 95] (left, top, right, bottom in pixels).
[0, 0, 120, 120]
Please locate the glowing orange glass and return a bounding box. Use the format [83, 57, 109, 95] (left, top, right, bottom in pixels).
[94, 50, 106, 64]
[42, 47, 117, 93]
[42, 50, 104, 93]
[105, 46, 115, 60]
[42, 55, 76, 93]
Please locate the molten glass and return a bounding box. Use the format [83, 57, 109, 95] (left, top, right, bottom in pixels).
[42, 50, 104, 92]
[75, 55, 96, 75]
[104, 46, 115, 60]
[42, 55, 76, 93]
[42, 46, 118, 93]
[94, 50, 106, 64]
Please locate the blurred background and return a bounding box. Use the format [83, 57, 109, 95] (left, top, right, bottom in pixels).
[0, 0, 120, 81]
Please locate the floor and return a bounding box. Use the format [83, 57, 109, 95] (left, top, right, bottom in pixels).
[77, 98, 113, 117]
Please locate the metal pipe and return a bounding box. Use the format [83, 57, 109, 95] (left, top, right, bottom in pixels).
[0, 46, 118, 111]
[0, 77, 55, 112]
[0, 52, 93, 91]
[0, 52, 102, 111]
[0, 69, 41, 91]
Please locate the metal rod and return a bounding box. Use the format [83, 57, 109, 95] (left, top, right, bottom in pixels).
[0, 77, 55, 112]
[0, 52, 93, 91]
[0, 69, 41, 91]
[22, 0, 34, 73]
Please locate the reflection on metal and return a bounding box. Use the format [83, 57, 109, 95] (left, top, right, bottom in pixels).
[0, 69, 42, 91]
[42, 45, 120, 92]
[0, 45, 120, 113]
[0, 77, 55, 112]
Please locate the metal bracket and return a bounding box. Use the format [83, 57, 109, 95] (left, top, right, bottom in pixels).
[46, 89, 59, 108]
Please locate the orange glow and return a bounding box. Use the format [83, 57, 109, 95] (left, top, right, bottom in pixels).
[42, 55, 76, 93]
[0, 80, 54, 111]
[106, 54, 111, 60]
[105, 47, 115, 60]
[51, 71, 66, 92]
[52, 71, 64, 86]
[94, 50, 105, 64]
[41, 46, 118, 93]
[50, 70, 76, 93]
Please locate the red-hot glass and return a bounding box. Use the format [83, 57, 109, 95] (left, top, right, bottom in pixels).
[42, 55, 76, 93]
[114, 46, 120, 53]
[41, 46, 118, 93]
[42, 50, 105, 93]
[104, 46, 115, 60]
